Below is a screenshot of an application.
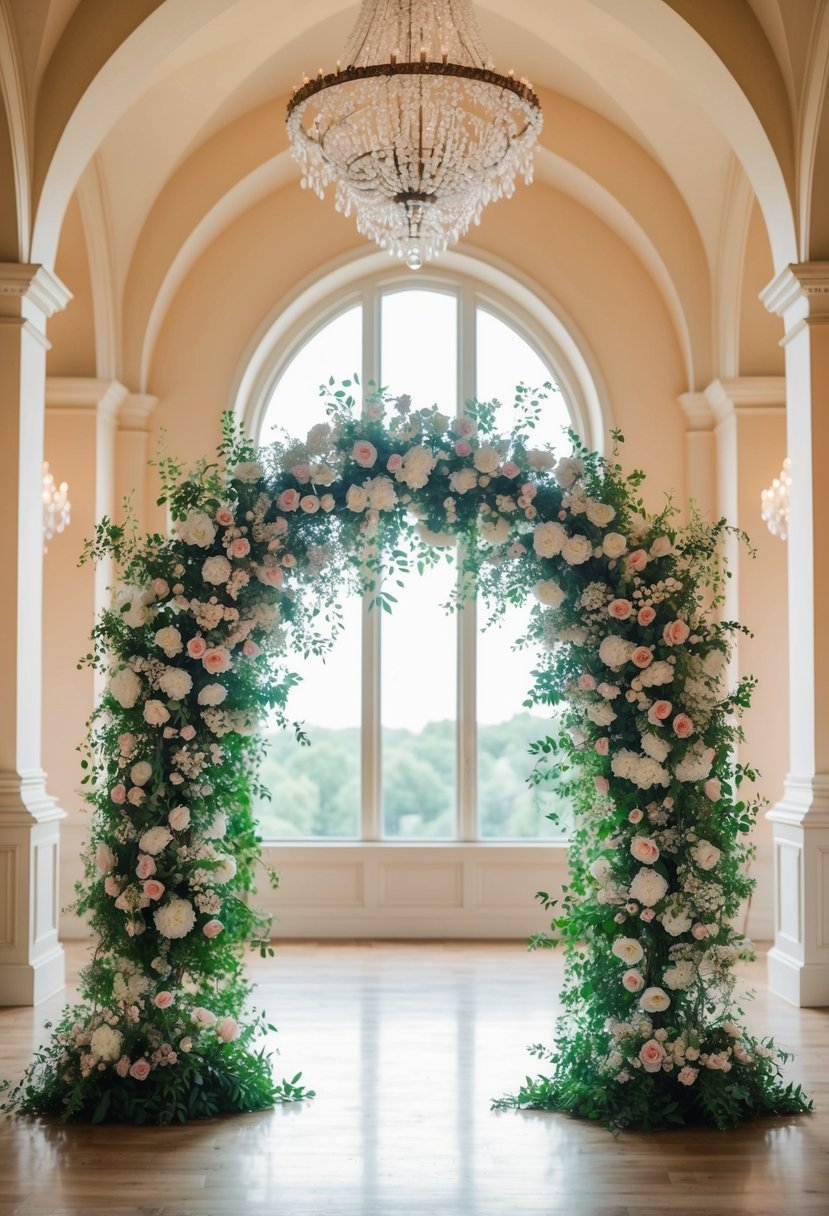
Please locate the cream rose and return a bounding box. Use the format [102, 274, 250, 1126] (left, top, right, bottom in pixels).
[561, 534, 593, 565]
[473, 445, 501, 474]
[533, 521, 567, 558]
[202, 555, 232, 586]
[639, 986, 671, 1013]
[586, 500, 616, 527]
[109, 666, 142, 709]
[611, 937, 644, 964]
[346, 484, 368, 512]
[449, 467, 478, 494]
[629, 867, 669, 907]
[198, 682, 227, 706]
[480, 516, 511, 545]
[155, 626, 183, 658]
[158, 668, 193, 701]
[692, 840, 721, 871]
[554, 456, 583, 486]
[130, 761, 153, 787]
[138, 826, 173, 856]
[533, 579, 566, 609]
[231, 461, 263, 483]
[143, 700, 170, 727]
[154, 897, 196, 940]
[176, 511, 216, 548]
[602, 532, 628, 559]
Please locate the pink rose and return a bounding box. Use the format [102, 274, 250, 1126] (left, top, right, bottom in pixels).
[502, 461, 520, 479]
[168, 805, 190, 832]
[352, 441, 377, 468]
[129, 1058, 151, 1081]
[187, 636, 207, 660]
[386, 454, 403, 473]
[118, 732, 136, 756]
[300, 495, 320, 514]
[672, 713, 693, 738]
[203, 647, 232, 674]
[228, 538, 250, 559]
[647, 700, 672, 725]
[521, 483, 537, 501]
[154, 990, 173, 1009]
[180, 724, 196, 741]
[216, 507, 234, 527]
[110, 783, 126, 805]
[143, 879, 165, 901]
[663, 619, 691, 646]
[258, 565, 284, 587]
[578, 674, 596, 691]
[628, 808, 643, 824]
[704, 777, 721, 801]
[179, 1036, 193, 1053]
[626, 548, 649, 572]
[273, 516, 289, 535]
[243, 640, 260, 659]
[631, 647, 653, 669]
[595, 738, 609, 756]
[677, 1066, 698, 1086]
[216, 1016, 238, 1043]
[637, 605, 656, 627]
[453, 417, 476, 438]
[692, 922, 708, 940]
[104, 875, 122, 897]
[622, 969, 645, 992]
[163, 727, 176, 739]
[454, 441, 472, 458]
[282, 553, 297, 568]
[639, 1039, 665, 1073]
[595, 776, 609, 794]
[291, 464, 311, 482]
[640, 907, 656, 922]
[608, 599, 633, 620]
[127, 787, 145, 807]
[278, 489, 300, 512]
[135, 854, 156, 880]
[152, 578, 169, 598]
[630, 836, 660, 865]
[320, 494, 335, 512]
[203, 919, 224, 939]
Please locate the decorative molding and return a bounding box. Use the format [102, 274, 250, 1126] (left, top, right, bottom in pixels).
[677, 391, 715, 432]
[0, 845, 18, 947]
[0, 263, 72, 317]
[704, 376, 786, 424]
[0, 0, 31, 259]
[760, 261, 829, 323]
[118, 393, 158, 432]
[77, 156, 120, 380]
[767, 773, 829, 828]
[0, 770, 64, 824]
[46, 377, 129, 422]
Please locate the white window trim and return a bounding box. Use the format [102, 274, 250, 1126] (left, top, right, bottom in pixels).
[233, 250, 610, 935]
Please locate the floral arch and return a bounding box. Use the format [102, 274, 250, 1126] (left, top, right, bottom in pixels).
[4, 385, 809, 1131]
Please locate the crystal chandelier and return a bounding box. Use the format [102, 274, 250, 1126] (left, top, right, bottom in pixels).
[42, 462, 71, 551]
[760, 457, 790, 540]
[286, 0, 542, 269]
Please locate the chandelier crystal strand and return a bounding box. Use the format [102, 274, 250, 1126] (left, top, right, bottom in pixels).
[760, 456, 790, 540]
[42, 461, 71, 551]
[286, 0, 542, 269]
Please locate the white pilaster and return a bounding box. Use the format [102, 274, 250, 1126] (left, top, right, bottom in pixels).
[677, 392, 716, 519]
[0, 264, 70, 1005]
[761, 262, 829, 1005]
[116, 393, 157, 531]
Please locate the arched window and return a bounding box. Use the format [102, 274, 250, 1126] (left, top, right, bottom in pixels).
[254, 272, 579, 843]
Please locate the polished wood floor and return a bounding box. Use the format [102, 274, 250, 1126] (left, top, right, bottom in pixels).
[0, 942, 827, 1216]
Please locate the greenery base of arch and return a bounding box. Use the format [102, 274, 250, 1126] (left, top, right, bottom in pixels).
[2, 384, 811, 1130]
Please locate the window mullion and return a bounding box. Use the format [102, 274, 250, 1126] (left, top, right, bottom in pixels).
[457, 283, 478, 842]
[361, 284, 382, 840]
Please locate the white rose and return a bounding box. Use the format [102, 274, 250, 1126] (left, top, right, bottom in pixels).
[176, 511, 216, 548]
[561, 534, 593, 565]
[641, 732, 670, 763]
[629, 867, 669, 907]
[116, 586, 155, 630]
[154, 897, 196, 940]
[346, 484, 368, 512]
[205, 811, 227, 839]
[138, 826, 173, 855]
[598, 635, 635, 669]
[212, 855, 237, 884]
[602, 532, 628, 559]
[554, 456, 584, 486]
[202, 555, 232, 586]
[158, 668, 193, 701]
[586, 702, 616, 727]
[660, 904, 693, 936]
[533, 579, 565, 608]
[527, 449, 555, 471]
[650, 535, 673, 558]
[480, 517, 511, 545]
[364, 476, 397, 512]
[692, 840, 721, 871]
[395, 445, 435, 490]
[109, 666, 141, 709]
[90, 1025, 123, 1062]
[586, 500, 616, 527]
[589, 857, 613, 884]
[473, 445, 501, 475]
[674, 741, 715, 783]
[198, 683, 227, 706]
[155, 626, 183, 658]
[309, 462, 336, 485]
[449, 467, 478, 494]
[637, 660, 674, 687]
[143, 699, 171, 726]
[130, 760, 153, 787]
[639, 986, 671, 1012]
[232, 461, 263, 483]
[610, 749, 637, 780]
[95, 843, 116, 873]
[533, 521, 567, 558]
[611, 937, 644, 964]
[663, 961, 696, 991]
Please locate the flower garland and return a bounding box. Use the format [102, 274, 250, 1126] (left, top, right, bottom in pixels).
[2, 386, 810, 1129]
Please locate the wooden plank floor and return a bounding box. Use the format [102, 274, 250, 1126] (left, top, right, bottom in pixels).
[1, 942, 827, 1216]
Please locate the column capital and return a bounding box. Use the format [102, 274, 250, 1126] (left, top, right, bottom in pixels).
[118, 393, 158, 432]
[760, 261, 829, 331]
[0, 263, 72, 318]
[704, 377, 786, 424]
[677, 391, 715, 432]
[46, 377, 129, 423]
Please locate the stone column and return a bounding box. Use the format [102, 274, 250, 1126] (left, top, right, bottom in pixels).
[761, 263, 829, 1005]
[705, 377, 787, 944]
[0, 264, 71, 1005]
[44, 379, 128, 937]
